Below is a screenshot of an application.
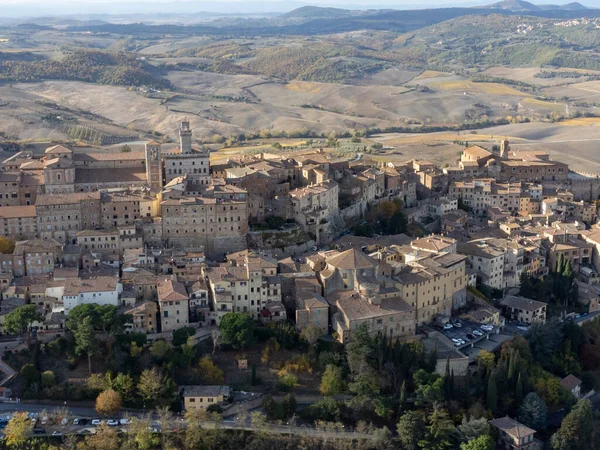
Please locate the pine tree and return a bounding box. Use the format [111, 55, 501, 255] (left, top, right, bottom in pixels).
[518, 392, 547, 430]
[487, 372, 497, 415]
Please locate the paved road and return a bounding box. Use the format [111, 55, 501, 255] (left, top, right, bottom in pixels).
[0, 403, 376, 441]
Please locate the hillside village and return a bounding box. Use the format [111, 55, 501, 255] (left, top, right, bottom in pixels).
[0, 122, 599, 448]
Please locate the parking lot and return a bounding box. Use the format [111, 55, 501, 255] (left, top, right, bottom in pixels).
[438, 319, 494, 349]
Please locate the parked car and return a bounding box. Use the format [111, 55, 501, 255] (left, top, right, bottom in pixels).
[443, 323, 453, 330]
[119, 418, 131, 425]
[107, 419, 119, 427]
[453, 322, 463, 328]
[473, 329, 483, 336]
[78, 419, 89, 426]
[453, 342, 461, 347]
[60, 418, 69, 426]
[33, 428, 46, 435]
[52, 431, 63, 437]
[466, 333, 475, 340]
[451, 338, 461, 343]
[481, 324, 494, 331]
[41, 417, 48, 425]
[91, 419, 102, 426]
[73, 418, 80, 425]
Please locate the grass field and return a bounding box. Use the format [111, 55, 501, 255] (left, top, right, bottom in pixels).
[558, 117, 600, 126]
[413, 70, 451, 81]
[521, 97, 565, 112]
[429, 80, 530, 97]
[285, 81, 326, 94]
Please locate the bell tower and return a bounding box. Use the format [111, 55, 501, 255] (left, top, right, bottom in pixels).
[145, 141, 163, 190]
[500, 138, 510, 159]
[179, 121, 192, 154]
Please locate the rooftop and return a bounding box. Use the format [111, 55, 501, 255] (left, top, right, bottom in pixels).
[500, 295, 546, 312]
[489, 416, 536, 438]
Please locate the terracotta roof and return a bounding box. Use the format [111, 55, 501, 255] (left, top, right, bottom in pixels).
[489, 417, 536, 438]
[13, 238, 61, 254]
[560, 374, 582, 391]
[73, 152, 145, 162]
[157, 279, 188, 302]
[35, 191, 101, 206]
[45, 145, 72, 155]
[75, 167, 147, 184]
[0, 205, 36, 219]
[326, 248, 377, 270]
[411, 235, 456, 252]
[500, 295, 546, 312]
[63, 276, 118, 296]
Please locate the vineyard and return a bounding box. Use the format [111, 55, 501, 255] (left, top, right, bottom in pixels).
[59, 123, 138, 146]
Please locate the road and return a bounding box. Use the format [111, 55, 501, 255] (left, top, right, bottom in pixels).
[0, 403, 376, 441]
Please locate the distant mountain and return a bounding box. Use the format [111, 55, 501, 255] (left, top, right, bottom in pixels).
[556, 2, 589, 10]
[281, 6, 356, 19]
[487, 0, 589, 11]
[487, 0, 540, 11]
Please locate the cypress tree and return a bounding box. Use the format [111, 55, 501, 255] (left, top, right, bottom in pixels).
[516, 372, 523, 407]
[399, 379, 407, 409]
[487, 372, 498, 414]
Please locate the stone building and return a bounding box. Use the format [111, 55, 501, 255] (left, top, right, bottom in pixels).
[163, 122, 211, 186]
[157, 279, 190, 333]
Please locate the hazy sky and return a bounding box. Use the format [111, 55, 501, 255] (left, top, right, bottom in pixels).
[1, 0, 599, 18]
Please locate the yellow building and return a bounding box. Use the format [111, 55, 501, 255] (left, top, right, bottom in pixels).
[181, 385, 231, 411]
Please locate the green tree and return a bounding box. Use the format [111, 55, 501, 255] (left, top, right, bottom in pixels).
[111, 373, 135, 403]
[418, 408, 456, 450]
[516, 372, 523, 406]
[397, 411, 426, 450]
[219, 312, 255, 349]
[137, 368, 163, 408]
[41, 370, 56, 388]
[551, 399, 594, 450]
[5, 304, 43, 346]
[198, 356, 224, 384]
[319, 364, 345, 396]
[120, 144, 132, 153]
[282, 393, 297, 418]
[150, 340, 171, 361]
[487, 371, 497, 414]
[519, 392, 548, 430]
[172, 326, 196, 346]
[460, 435, 495, 450]
[414, 369, 444, 405]
[74, 316, 97, 373]
[457, 417, 491, 442]
[20, 364, 40, 389]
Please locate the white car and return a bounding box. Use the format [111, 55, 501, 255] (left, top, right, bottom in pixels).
[119, 418, 131, 425]
[107, 419, 119, 427]
[453, 322, 463, 328]
[61, 418, 69, 426]
[481, 324, 494, 331]
[41, 417, 48, 425]
[473, 330, 483, 336]
[73, 418, 80, 425]
[52, 431, 63, 437]
[443, 323, 453, 330]
[451, 338, 461, 343]
[91, 419, 102, 426]
[453, 342, 461, 347]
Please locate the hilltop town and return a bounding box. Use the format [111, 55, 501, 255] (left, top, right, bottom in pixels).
[0, 122, 598, 448]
